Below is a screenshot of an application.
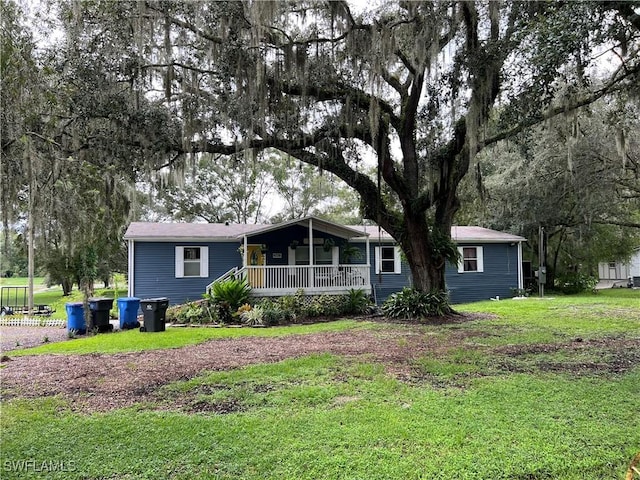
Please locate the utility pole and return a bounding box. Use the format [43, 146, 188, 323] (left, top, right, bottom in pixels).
[27, 151, 35, 316]
[538, 226, 545, 298]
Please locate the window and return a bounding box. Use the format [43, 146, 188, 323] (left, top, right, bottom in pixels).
[294, 246, 310, 265]
[375, 246, 401, 274]
[457, 246, 484, 273]
[314, 247, 337, 265]
[175, 246, 209, 278]
[608, 261, 616, 268]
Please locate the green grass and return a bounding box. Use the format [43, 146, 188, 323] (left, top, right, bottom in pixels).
[8, 320, 369, 356]
[2, 358, 638, 479]
[1, 290, 639, 479]
[454, 289, 640, 346]
[0, 276, 46, 287]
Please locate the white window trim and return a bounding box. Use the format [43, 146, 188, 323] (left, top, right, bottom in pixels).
[175, 246, 209, 278]
[375, 245, 401, 274]
[458, 246, 484, 273]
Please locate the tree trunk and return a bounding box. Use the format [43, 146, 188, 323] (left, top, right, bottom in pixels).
[61, 277, 73, 296]
[400, 215, 445, 292]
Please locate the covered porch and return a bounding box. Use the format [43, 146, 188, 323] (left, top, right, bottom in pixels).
[211, 216, 371, 296]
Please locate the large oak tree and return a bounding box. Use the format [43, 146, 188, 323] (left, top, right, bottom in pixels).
[41, 1, 640, 307]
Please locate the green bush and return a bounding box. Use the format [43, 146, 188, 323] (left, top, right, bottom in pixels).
[555, 272, 598, 294]
[167, 301, 215, 324]
[211, 278, 251, 310]
[166, 301, 214, 323]
[275, 289, 305, 320]
[209, 278, 251, 323]
[259, 300, 293, 325]
[302, 295, 345, 318]
[382, 288, 450, 319]
[342, 288, 372, 315]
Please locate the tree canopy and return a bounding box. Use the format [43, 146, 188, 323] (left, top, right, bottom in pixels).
[3, 0, 640, 307]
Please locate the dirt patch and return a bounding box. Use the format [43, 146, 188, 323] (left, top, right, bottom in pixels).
[0, 326, 439, 412]
[186, 398, 244, 414]
[0, 326, 70, 352]
[494, 337, 640, 375]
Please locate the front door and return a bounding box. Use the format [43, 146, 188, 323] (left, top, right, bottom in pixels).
[247, 245, 265, 287]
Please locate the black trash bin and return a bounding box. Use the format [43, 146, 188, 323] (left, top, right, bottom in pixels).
[89, 297, 114, 333]
[140, 298, 169, 332]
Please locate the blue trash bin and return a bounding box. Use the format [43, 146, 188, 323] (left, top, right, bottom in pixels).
[66, 302, 86, 334]
[117, 297, 141, 330]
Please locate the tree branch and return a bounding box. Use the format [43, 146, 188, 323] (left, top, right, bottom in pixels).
[481, 60, 640, 149]
[591, 219, 640, 229]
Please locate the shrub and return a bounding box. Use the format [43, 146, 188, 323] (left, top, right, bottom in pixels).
[555, 272, 598, 294]
[301, 295, 344, 318]
[240, 305, 265, 326]
[237, 303, 252, 315]
[258, 299, 292, 326]
[276, 289, 305, 319]
[209, 278, 251, 323]
[211, 278, 251, 310]
[167, 301, 214, 324]
[382, 288, 450, 319]
[342, 289, 372, 315]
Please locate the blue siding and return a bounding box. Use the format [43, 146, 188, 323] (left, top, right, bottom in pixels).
[445, 243, 520, 303]
[133, 241, 242, 306]
[366, 243, 412, 304]
[132, 236, 519, 307]
[357, 240, 520, 305]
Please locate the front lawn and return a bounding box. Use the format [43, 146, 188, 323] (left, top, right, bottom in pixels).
[1, 289, 638, 479]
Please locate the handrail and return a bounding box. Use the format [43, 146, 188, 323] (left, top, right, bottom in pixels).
[206, 266, 245, 293]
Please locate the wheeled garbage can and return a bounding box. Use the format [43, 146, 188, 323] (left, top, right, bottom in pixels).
[117, 297, 141, 330]
[66, 302, 86, 334]
[140, 298, 169, 332]
[89, 297, 114, 333]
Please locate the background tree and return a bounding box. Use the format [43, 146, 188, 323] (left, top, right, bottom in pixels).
[458, 99, 640, 285]
[148, 153, 272, 224]
[269, 152, 343, 222]
[1, 0, 179, 295]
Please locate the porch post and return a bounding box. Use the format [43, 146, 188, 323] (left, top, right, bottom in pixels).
[365, 235, 371, 270]
[308, 218, 314, 287]
[517, 241, 523, 290]
[243, 235, 248, 267]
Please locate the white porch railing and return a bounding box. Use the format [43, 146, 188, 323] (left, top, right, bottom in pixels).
[243, 265, 370, 295]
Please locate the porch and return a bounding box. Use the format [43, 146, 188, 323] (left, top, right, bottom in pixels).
[209, 264, 371, 297]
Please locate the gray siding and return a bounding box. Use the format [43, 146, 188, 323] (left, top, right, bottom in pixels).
[445, 243, 520, 303]
[133, 241, 241, 306]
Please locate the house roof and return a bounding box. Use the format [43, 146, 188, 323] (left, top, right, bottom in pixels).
[124, 218, 525, 243]
[451, 226, 526, 243]
[124, 222, 264, 241]
[124, 216, 369, 241]
[347, 225, 525, 243]
[245, 216, 369, 239]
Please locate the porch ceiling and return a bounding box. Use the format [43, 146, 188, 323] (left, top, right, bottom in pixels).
[238, 215, 370, 240]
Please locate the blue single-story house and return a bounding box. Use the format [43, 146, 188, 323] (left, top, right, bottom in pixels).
[124, 216, 525, 306]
